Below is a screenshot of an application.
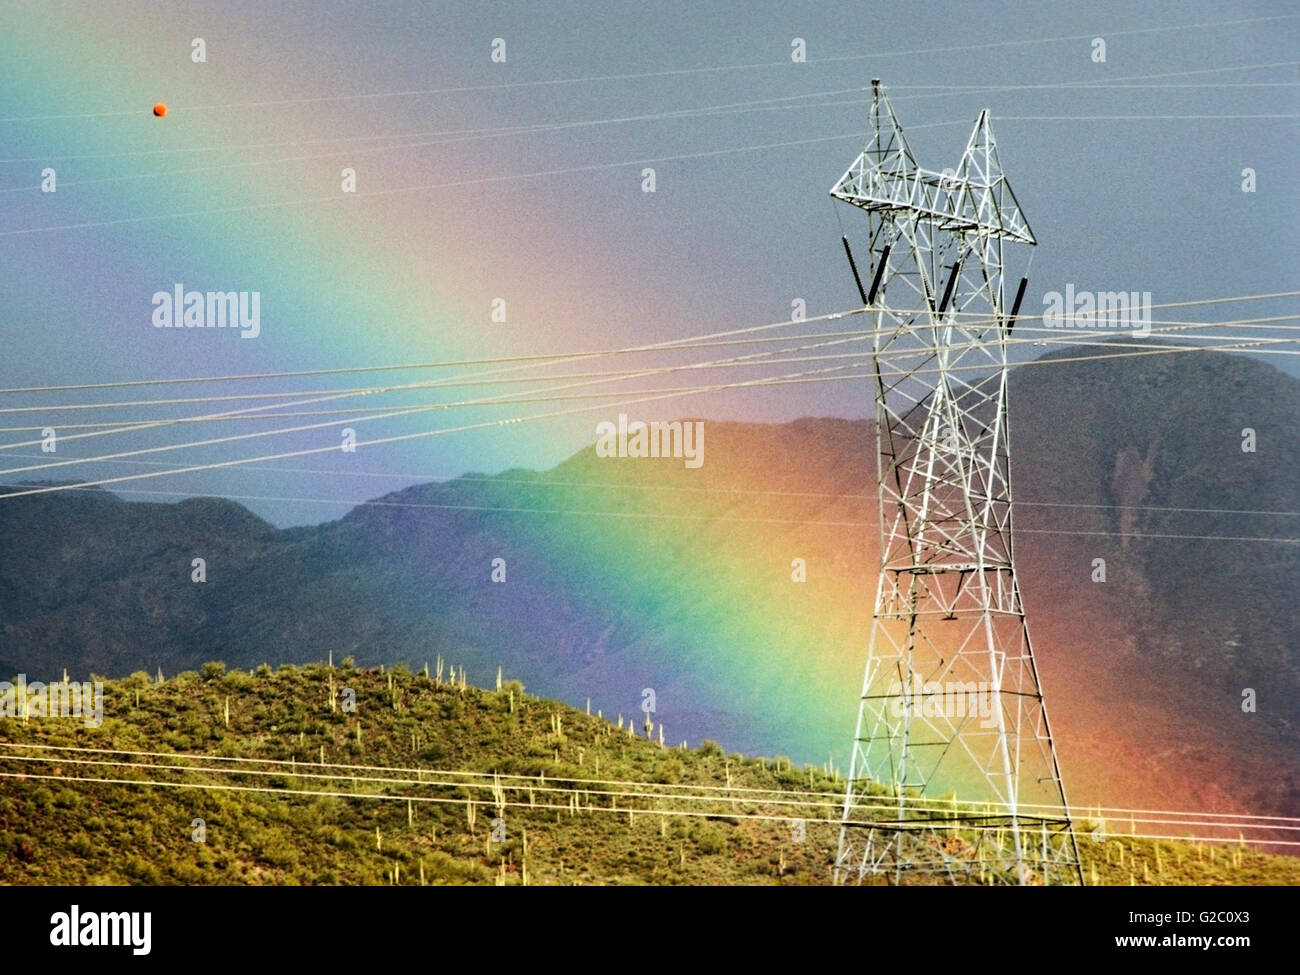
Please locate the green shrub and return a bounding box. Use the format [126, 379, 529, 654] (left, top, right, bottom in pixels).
[691, 823, 728, 855]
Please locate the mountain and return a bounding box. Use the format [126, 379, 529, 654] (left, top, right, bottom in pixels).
[3, 664, 1295, 885]
[1, 345, 1296, 829]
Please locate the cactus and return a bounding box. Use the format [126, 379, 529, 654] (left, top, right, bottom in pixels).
[375, 826, 382, 851]
[223, 695, 230, 729]
[496, 666, 502, 693]
[408, 798, 413, 828]
[492, 773, 506, 816]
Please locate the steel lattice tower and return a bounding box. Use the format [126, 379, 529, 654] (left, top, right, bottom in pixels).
[831, 81, 1082, 885]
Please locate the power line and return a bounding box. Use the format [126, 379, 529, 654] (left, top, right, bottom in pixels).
[5, 750, 1295, 839]
[994, 113, 1300, 121]
[2, 477, 1293, 546]
[5, 67, 1294, 192]
[2, 290, 1295, 397]
[0, 364, 882, 498]
[2, 337, 1298, 500]
[5, 326, 1293, 466]
[2, 13, 1287, 123]
[3, 451, 1294, 522]
[1, 761, 1292, 848]
[0, 340, 1272, 478]
[10, 319, 1292, 423]
[886, 59, 1300, 102]
[0, 331, 887, 464]
[0, 88, 866, 164]
[5, 740, 1294, 827]
[7, 59, 1292, 168]
[4, 86, 1293, 236]
[0, 129, 888, 239]
[0, 91, 905, 194]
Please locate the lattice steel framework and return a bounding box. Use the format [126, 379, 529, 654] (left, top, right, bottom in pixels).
[832, 80, 1082, 885]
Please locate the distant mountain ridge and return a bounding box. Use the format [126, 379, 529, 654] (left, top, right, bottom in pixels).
[1, 346, 1296, 823]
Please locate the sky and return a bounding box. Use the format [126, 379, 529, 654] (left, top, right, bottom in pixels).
[0, 0, 1295, 526]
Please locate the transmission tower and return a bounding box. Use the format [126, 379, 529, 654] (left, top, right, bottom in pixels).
[831, 80, 1082, 885]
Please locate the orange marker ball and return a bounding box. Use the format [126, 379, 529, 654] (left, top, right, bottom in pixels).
[153, 103, 167, 117]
